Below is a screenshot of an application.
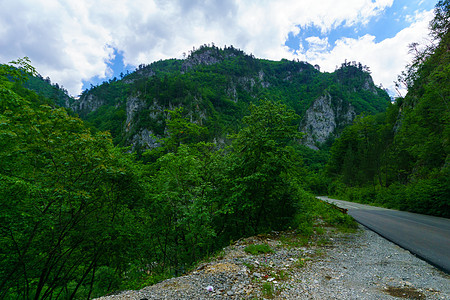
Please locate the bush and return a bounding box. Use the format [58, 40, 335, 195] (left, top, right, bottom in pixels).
[244, 244, 274, 255]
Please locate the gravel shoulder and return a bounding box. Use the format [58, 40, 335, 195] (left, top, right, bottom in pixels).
[96, 225, 450, 299]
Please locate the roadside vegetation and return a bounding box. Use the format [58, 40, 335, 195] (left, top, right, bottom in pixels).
[323, 1, 449, 218]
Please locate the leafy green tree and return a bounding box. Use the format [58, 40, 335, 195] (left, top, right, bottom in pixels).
[163, 107, 208, 152]
[216, 100, 304, 237]
[327, 115, 381, 185]
[147, 143, 217, 269]
[142, 108, 217, 274]
[0, 59, 148, 299]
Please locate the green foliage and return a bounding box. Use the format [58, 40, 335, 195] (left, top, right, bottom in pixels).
[244, 244, 274, 255]
[163, 107, 208, 151]
[0, 57, 36, 84]
[141, 101, 307, 276]
[296, 221, 315, 237]
[0, 60, 152, 299]
[147, 143, 217, 267]
[327, 112, 393, 187]
[23, 74, 73, 107]
[430, 0, 450, 41]
[1, 58, 73, 110]
[214, 100, 304, 239]
[290, 191, 358, 234]
[1, 50, 391, 298]
[85, 104, 127, 143]
[294, 258, 306, 268]
[261, 281, 275, 297]
[327, 2, 449, 217]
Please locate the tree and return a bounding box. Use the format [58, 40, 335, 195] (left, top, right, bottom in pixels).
[143, 108, 217, 272]
[430, 0, 450, 41]
[217, 100, 303, 237]
[0, 59, 147, 299]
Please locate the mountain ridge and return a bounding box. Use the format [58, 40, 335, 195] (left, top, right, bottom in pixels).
[64, 45, 390, 151]
[14, 45, 390, 151]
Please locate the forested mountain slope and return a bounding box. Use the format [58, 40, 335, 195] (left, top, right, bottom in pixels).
[0, 62, 73, 108]
[326, 0, 449, 217]
[69, 45, 390, 151]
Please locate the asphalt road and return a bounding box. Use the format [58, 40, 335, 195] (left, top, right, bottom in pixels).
[318, 196, 450, 274]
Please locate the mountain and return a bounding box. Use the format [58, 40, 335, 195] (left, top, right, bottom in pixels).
[1, 3, 446, 297]
[23, 73, 74, 108]
[68, 45, 390, 151]
[0, 63, 75, 110]
[1, 58, 358, 299]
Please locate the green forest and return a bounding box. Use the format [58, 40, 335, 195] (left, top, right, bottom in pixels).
[325, 1, 449, 217]
[0, 1, 448, 298]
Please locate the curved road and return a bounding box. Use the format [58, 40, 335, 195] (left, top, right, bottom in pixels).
[318, 196, 450, 274]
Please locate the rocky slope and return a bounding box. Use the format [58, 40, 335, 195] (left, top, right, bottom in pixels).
[95, 225, 449, 299]
[68, 45, 390, 151]
[300, 93, 356, 149]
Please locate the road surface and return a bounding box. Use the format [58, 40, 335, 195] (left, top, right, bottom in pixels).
[318, 196, 450, 274]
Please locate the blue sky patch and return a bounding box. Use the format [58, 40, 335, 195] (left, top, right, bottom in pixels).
[285, 0, 435, 55]
[82, 48, 135, 91]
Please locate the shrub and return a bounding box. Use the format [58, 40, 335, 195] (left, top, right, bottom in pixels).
[244, 244, 274, 255]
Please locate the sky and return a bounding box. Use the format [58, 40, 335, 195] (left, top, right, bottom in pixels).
[0, 0, 437, 97]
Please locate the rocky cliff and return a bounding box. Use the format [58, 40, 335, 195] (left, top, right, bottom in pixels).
[72, 93, 105, 117]
[300, 93, 356, 149]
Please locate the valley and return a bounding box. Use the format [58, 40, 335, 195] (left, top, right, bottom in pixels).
[0, 1, 448, 298]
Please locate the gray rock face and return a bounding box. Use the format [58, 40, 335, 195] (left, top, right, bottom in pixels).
[181, 49, 225, 72]
[71, 94, 104, 116]
[125, 96, 146, 132]
[135, 67, 155, 78]
[125, 97, 166, 149]
[124, 95, 208, 150]
[300, 93, 356, 149]
[362, 77, 378, 94]
[129, 128, 160, 151]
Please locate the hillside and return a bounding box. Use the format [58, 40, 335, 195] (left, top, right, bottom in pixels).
[0, 64, 72, 108]
[95, 224, 450, 299]
[68, 45, 390, 151]
[325, 0, 449, 217]
[1, 59, 359, 298]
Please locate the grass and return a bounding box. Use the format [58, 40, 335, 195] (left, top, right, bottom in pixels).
[244, 243, 274, 255]
[336, 224, 359, 233]
[274, 270, 289, 281]
[243, 262, 255, 271]
[279, 234, 309, 248]
[261, 282, 274, 298]
[314, 226, 325, 235]
[294, 258, 306, 268]
[312, 249, 325, 257]
[316, 237, 331, 246]
[296, 221, 314, 237]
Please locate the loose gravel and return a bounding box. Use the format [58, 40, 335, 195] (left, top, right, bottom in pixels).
[96, 224, 450, 299]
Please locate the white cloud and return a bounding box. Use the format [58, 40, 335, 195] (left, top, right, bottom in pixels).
[0, 0, 431, 97]
[305, 37, 329, 52]
[303, 9, 434, 96]
[0, 0, 114, 94]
